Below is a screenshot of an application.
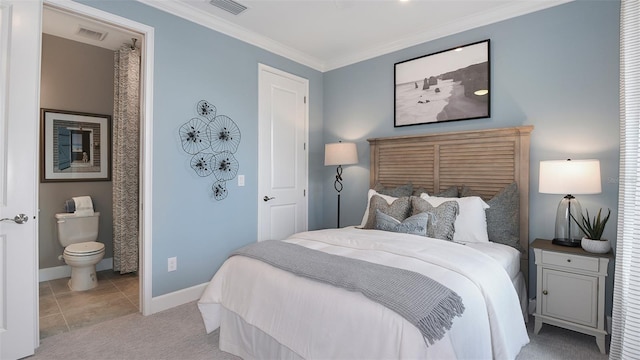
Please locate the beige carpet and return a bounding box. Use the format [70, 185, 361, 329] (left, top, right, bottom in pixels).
[27, 301, 609, 360]
[27, 301, 239, 360]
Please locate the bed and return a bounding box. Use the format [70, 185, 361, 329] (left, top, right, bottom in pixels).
[199, 126, 534, 359]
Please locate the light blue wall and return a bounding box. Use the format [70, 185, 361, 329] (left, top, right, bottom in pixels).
[80, 0, 620, 310]
[78, 1, 324, 296]
[323, 0, 620, 313]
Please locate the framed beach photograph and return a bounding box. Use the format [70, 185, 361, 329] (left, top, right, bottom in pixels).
[394, 39, 490, 127]
[41, 109, 111, 182]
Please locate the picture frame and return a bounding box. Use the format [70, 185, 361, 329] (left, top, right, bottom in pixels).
[40, 109, 111, 182]
[394, 39, 490, 127]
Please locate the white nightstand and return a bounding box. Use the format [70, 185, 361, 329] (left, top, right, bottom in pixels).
[532, 238, 612, 354]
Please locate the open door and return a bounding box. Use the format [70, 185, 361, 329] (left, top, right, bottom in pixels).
[0, 0, 41, 358]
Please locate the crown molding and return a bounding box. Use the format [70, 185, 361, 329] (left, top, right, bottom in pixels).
[136, 0, 327, 71]
[137, 0, 573, 73]
[324, 0, 573, 71]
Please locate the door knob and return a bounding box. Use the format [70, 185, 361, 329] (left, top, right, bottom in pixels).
[0, 214, 29, 224]
[263, 196, 275, 202]
[542, 290, 548, 295]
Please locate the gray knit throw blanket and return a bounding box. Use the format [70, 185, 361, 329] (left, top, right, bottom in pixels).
[230, 240, 465, 345]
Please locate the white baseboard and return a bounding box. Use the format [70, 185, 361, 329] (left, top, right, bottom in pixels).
[149, 282, 208, 315]
[39, 257, 113, 282]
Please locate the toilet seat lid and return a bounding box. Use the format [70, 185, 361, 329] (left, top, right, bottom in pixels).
[64, 241, 105, 255]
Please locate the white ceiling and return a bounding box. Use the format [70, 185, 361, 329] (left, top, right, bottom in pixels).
[44, 0, 572, 71]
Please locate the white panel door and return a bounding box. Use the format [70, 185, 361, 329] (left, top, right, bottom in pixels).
[258, 64, 308, 241]
[0, 0, 41, 359]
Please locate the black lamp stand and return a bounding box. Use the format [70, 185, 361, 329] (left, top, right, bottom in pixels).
[334, 165, 343, 228]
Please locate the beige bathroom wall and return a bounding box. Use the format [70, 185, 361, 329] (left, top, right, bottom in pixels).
[39, 34, 115, 269]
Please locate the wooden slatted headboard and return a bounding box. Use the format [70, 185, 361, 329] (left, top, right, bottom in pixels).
[367, 126, 533, 285]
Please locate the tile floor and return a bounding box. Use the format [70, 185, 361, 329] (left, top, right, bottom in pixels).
[39, 270, 139, 339]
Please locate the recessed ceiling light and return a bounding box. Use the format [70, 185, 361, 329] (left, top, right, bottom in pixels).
[474, 89, 489, 96]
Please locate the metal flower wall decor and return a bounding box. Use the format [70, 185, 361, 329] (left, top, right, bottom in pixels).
[179, 100, 241, 200]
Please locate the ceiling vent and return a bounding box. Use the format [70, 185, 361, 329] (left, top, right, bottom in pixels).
[209, 0, 248, 15]
[76, 26, 108, 41]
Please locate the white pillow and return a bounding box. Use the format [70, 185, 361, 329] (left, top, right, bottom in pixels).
[360, 189, 398, 227]
[420, 193, 490, 243]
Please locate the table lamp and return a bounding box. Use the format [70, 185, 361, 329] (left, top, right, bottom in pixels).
[539, 159, 602, 246]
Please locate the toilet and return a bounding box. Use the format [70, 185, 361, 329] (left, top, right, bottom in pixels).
[55, 212, 105, 291]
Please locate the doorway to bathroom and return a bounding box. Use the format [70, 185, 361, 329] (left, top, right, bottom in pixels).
[37, 1, 153, 339]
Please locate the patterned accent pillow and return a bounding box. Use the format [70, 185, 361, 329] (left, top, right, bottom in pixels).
[461, 183, 521, 251]
[410, 196, 459, 241]
[375, 209, 428, 236]
[421, 194, 490, 243]
[412, 185, 459, 197]
[373, 182, 414, 197]
[360, 190, 398, 228]
[362, 195, 411, 229]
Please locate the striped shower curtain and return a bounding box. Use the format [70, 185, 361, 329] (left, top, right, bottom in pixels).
[112, 44, 140, 274]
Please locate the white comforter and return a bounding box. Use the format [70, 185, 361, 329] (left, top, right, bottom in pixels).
[198, 228, 529, 359]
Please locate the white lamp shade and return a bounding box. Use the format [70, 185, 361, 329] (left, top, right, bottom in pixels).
[539, 159, 602, 195]
[324, 142, 358, 166]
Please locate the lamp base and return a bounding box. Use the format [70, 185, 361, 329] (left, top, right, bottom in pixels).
[554, 195, 583, 245]
[552, 238, 582, 247]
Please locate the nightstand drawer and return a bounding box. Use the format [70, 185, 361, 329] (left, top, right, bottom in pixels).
[541, 251, 599, 272]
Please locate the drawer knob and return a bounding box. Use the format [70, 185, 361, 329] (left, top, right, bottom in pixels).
[567, 259, 571, 262]
[543, 290, 548, 295]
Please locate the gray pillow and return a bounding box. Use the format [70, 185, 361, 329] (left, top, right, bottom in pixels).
[373, 182, 414, 197]
[459, 185, 481, 198]
[461, 183, 521, 251]
[375, 209, 428, 236]
[437, 185, 459, 197]
[410, 196, 459, 241]
[412, 185, 459, 197]
[363, 195, 411, 229]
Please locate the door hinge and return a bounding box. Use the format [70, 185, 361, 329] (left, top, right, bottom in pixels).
[304, 142, 306, 150]
[304, 189, 306, 197]
[304, 96, 307, 104]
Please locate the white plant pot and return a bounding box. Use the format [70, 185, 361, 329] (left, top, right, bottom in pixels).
[581, 237, 611, 254]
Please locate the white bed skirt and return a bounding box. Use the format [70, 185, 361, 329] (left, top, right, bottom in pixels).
[219, 306, 304, 360]
[213, 271, 528, 359]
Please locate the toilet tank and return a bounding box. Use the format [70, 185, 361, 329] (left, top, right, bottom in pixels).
[55, 212, 100, 247]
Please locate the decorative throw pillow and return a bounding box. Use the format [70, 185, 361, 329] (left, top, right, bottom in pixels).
[412, 185, 459, 197]
[461, 183, 521, 251]
[459, 185, 480, 198]
[375, 209, 428, 236]
[437, 185, 460, 198]
[360, 189, 399, 228]
[362, 195, 411, 229]
[373, 182, 414, 198]
[410, 196, 459, 241]
[420, 194, 490, 243]
[412, 187, 428, 197]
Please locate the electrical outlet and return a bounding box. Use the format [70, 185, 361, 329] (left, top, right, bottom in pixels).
[168, 257, 177, 272]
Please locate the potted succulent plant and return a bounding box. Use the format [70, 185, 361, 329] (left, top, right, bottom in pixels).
[570, 208, 611, 253]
